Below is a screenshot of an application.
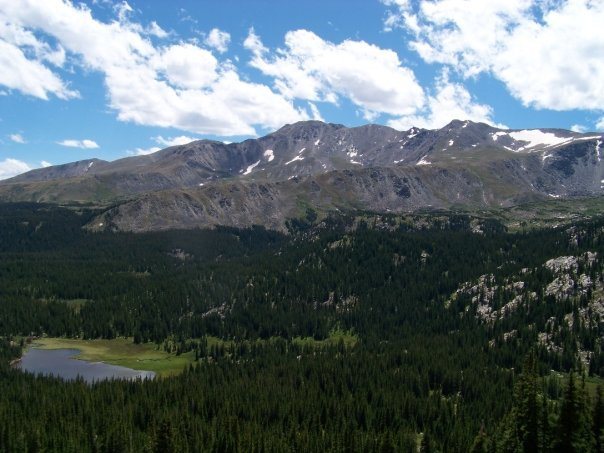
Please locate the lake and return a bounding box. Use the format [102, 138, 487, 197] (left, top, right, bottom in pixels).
[16, 348, 155, 383]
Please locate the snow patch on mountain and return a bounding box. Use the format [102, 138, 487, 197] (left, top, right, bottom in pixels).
[243, 160, 260, 175]
[263, 149, 274, 162]
[490, 130, 601, 152]
[407, 128, 419, 139]
[285, 155, 304, 165]
[508, 130, 574, 151]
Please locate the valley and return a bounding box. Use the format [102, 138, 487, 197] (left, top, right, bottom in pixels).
[2, 119, 604, 452]
[1, 201, 604, 450]
[2, 0, 603, 450]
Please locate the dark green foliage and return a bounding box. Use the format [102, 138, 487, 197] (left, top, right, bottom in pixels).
[594, 386, 604, 452]
[1, 203, 604, 451]
[553, 372, 594, 452]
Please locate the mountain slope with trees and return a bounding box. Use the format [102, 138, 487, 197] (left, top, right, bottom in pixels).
[1, 203, 604, 450]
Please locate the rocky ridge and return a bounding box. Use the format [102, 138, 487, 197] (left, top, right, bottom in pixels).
[1, 120, 603, 232]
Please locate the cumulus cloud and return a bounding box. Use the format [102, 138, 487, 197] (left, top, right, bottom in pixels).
[153, 135, 198, 147]
[152, 43, 218, 90]
[388, 70, 500, 130]
[9, 133, 26, 143]
[205, 28, 230, 53]
[129, 146, 161, 156]
[245, 28, 425, 121]
[0, 19, 75, 100]
[0, 0, 306, 136]
[40, 160, 52, 167]
[0, 158, 31, 180]
[570, 124, 587, 133]
[597, 118, 604, 131]
[0, 39, 77, 100]
[384, 0, 604, 112]
[57, 139, 99, 149]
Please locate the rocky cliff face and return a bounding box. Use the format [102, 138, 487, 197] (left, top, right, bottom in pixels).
[1, 120, 603, 231]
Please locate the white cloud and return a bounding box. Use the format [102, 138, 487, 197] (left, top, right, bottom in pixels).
[0, 158, 31, 180]
[308, 102, 324, 121]
[205, 28, 230, 53]
[385, 0, 604, 111]
[381, 0, 411, 31]
[0, 0, 306, 136]
[0, 39, 77, 100]
[245, 28, 425, 120]
[571, 124, 587, 133]
[147, 21, 168, 38]
[381, 0, 410, 7]
[153, 135, 198, 147]
[57, 139, 99, 149]
[388, 70, 500, 130]
[128, 146, 161, 156]
[9, 133, 26, 143]
[597, 117, 604, 131]
[0, 21, 67, 66]
[243, 27, 266, 55]
[0, 20, 73, 99]
[114, 1, 133, 23]
[40, 160, 52, 167]
[152, 43, 218, 90]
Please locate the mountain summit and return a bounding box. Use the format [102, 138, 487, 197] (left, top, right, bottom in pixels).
[1, 120, 602, 232]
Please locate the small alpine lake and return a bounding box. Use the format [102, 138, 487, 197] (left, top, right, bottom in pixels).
[14, 337, 196, 380]
[17, 347, 156, 383]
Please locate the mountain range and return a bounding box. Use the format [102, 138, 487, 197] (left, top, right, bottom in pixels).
[1, 119, 603, 232]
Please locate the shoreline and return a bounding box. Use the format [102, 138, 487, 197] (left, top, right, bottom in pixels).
[14, 347, 157, 382]
[9, 357, 21, 368]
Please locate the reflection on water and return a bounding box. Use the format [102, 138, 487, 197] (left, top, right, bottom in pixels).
[17, 348, 155, 383]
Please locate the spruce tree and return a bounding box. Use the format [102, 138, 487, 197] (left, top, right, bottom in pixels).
[593, 385, 604, 453]
[553, 372, 594, 452]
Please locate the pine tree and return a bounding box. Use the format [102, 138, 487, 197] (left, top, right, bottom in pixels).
[419, 431, 434, 453]
[538, 386, 551, 452]
[154, 419, 175, 453]
[553, 372, 594, 452]
[469, 424, 488, 453]
[516, 353, 539, 452]
[594, 385, 604, 453]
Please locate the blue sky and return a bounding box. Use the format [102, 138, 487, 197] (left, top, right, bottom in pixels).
[0, 0, 603, 178]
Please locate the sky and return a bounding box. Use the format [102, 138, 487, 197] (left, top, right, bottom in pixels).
[0, 0, 603, 179]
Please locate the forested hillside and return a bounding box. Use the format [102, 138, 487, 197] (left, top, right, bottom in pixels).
[2, 203, 604, 451]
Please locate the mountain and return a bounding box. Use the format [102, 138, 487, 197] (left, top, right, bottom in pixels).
[1, 120, 603, 231]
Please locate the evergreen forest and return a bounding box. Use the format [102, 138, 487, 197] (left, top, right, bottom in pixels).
[2, 203, 604, 452]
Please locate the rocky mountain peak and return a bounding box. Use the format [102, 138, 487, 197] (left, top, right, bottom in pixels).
[1, 120, 604, 234]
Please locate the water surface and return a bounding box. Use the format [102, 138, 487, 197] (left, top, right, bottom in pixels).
[17, 348, 155, 383]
